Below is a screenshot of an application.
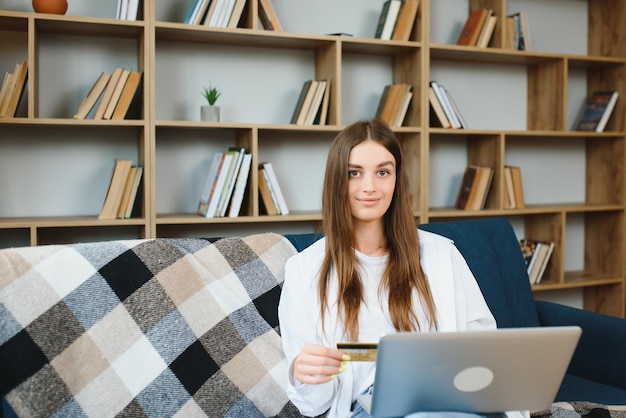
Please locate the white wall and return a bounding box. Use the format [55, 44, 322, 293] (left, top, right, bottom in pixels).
[0, 0, 592, 307]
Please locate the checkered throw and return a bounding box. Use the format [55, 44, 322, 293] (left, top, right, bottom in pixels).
[0, 233, 302, 417]
[532, 401, 626, 417]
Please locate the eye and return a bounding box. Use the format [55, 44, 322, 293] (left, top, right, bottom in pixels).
[348, 170, 360, 177]
[378, 169, 391, 177]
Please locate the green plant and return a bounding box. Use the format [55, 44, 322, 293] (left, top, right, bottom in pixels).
[201, 86, 221, 106]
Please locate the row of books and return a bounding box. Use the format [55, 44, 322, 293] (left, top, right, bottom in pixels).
[197, 148, 253, 218]
[456, 7, 496, 48]
[258, 162, 289, 215]
[429, 80, 466, 129]
[115, 0, 141, 21]
[184, 0, 282, 31]
[504, 11, 531, 51]
[454, 165, 494, 211]
[503, 166, 525, 209]
[575, 90, 619, 133]
[374, 0, 421, 41]
[520, 238, 555, 284]
[290, 79, 331, 126]
[74, 67, 143, 120]
[0, 61, 28, 119]
[98, 159, 143, 220]
[375, 83, 412, 128]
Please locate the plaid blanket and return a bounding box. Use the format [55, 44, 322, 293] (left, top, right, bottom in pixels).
[0, 233, 302, 417]
[532, 402, 626, 417]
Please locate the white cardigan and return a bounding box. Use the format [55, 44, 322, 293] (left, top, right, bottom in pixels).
[278, 229, 501, 418]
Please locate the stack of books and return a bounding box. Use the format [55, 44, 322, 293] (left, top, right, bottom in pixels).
[456, 7, 497, 48]
[98, 159, 143, 220]
[74, 67, 143, 120]
[182, 0, 282, 30]
[375, 84, 412, 127]
[429, 81, 466, 129]
[258, 162, 289, 216]
[374, 0, 421, 41]
[519, 239, 555, 284]
[454, 165, 494, 211]
[0, 61, 28, 119]
[197, 147, 253, 218]
[290, 79, 331, 125]
[504, 11, 531, 50]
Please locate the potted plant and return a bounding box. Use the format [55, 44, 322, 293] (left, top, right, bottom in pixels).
[200, 86, 221, 122]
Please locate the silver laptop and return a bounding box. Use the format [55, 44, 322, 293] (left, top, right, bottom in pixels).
[358, 326, 582, 417]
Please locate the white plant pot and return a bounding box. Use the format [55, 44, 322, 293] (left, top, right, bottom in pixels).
[201, 105, 220, 122]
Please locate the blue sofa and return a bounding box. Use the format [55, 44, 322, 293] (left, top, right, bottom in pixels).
[2, 218, 626, 417]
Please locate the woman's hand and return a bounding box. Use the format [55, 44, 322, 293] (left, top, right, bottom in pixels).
[294, 343, 348, 384]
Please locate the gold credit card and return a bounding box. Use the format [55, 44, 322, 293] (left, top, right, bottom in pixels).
[337, 342, 378, 362]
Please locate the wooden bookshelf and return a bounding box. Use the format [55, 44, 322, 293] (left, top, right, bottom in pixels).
[0, 0, 624, 317]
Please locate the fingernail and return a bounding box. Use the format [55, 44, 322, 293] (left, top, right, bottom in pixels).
[330, 374, 337, 380]
[341, 360, 347, 367]
[342, 354, 351, 361]
[338, 367, 345, 373]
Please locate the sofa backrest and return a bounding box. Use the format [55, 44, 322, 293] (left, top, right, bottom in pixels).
[286, 218, 540, 329]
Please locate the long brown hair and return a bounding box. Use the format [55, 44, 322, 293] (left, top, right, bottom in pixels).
[319, 119, 437, 341]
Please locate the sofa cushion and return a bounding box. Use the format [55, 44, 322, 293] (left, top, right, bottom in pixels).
[0, 234, 300, 417]
[419, 218, 541, 328]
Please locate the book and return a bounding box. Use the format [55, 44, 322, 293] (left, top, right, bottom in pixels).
[392, 87, 412, 127]
[509, 11, 531, 51]
[203, 0, 221, 26]
[304, 80, 327, 125]
[111, 70, 143, 120]
[197, 152, 224, 216]
[98, 159, 133, 220]
[378, 83, 406, 125]
[116, 165, 141, 219]
[193, 0, 212, 24]
[391, 0, 420, 41]
[454, 165, 493, 210]
[121, 165, 143, 218]
[94, 67, 124, 120]
[74, 71, 110, 120]
[227, 152, 252, 217]
[290, 80, 317, 125]
[258, 166, 279, 215]
[125, 0, 141, 20]
[520, 239, 555, 284]
[315, 79, 331, 125]
[184, 0, 203, 24]
[503, 16, 517, 50]
[116, 0, 128, 20]
[261, 162, 289, 215]
[4, 60, 28, 118]
[0, 62, 20, 118]
[442, 85, 467, 129]
[103, 68, 131, 120]
[227, 0, 247, 28]
[509, 165, 525, 209]
[204, 152, 235, 217]
[0, 72, 13, 116]
[457, 8, 489, 46]
[258, 0, 282, 31]
[476, 15, 496, 48]
[503, 166, 516, 209]
[575, 90, 619, 132]
[375, 0, 402, 41]
[216, 0, 236, 27]
[216, 147, 246, 217]
[428, 86, 451, 128]
[429, 81, 460, 129]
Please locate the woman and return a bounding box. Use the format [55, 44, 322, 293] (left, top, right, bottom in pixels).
[278, 120, 521, 418]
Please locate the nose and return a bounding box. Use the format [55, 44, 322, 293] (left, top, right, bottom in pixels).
[362, 172, 375, 193]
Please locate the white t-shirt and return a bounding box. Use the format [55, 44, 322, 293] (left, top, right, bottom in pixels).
[278, 229, 511, 418]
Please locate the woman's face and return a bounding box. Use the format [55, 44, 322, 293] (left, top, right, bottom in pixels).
[347, 140, 396, 225]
